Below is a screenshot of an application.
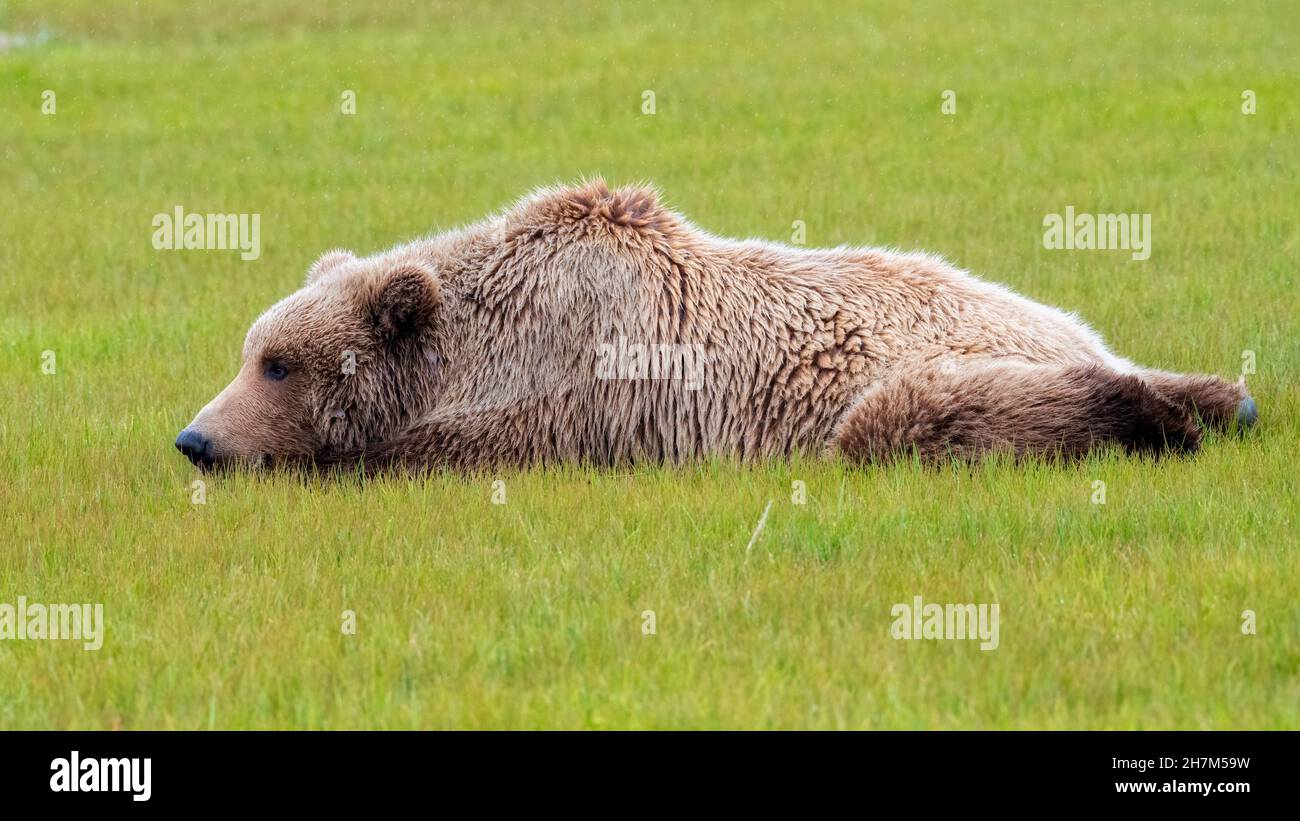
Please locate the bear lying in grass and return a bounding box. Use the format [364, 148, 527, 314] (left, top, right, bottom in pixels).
[176, 181, 1256, 472]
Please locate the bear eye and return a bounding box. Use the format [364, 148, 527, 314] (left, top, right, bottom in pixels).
[264, 361, 289, 381]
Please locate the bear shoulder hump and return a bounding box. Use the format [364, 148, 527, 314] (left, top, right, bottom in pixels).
[505, 180, 680, 246]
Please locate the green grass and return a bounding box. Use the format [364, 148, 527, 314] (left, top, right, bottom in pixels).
[2, 0, 1297, 729]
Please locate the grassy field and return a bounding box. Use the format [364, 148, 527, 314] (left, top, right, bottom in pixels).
[1, 0, 1297, 729]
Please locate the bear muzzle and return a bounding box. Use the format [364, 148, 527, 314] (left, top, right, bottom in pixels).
[175, 428, 215, 470]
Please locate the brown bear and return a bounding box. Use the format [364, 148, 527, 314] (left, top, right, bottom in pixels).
[175, 181, 1256, 472]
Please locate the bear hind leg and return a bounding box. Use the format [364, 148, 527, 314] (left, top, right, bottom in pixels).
[834, 361, 1202, 464]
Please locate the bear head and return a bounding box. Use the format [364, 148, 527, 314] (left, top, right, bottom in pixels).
[175, 249, 443, 470]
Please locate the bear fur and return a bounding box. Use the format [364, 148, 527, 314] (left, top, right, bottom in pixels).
[176, 181, 1254, 471]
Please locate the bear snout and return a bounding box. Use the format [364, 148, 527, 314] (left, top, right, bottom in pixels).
[175, 428, 215, 469]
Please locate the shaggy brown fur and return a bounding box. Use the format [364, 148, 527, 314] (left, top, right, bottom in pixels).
[176, 181, 1255, 472]
[834, 362, 1204, 462]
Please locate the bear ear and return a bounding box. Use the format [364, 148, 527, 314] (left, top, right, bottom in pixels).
[368, 264, 442, 342]
[306, 249, 356, 285]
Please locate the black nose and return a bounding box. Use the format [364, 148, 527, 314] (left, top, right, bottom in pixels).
[175, 429, 212, 467]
